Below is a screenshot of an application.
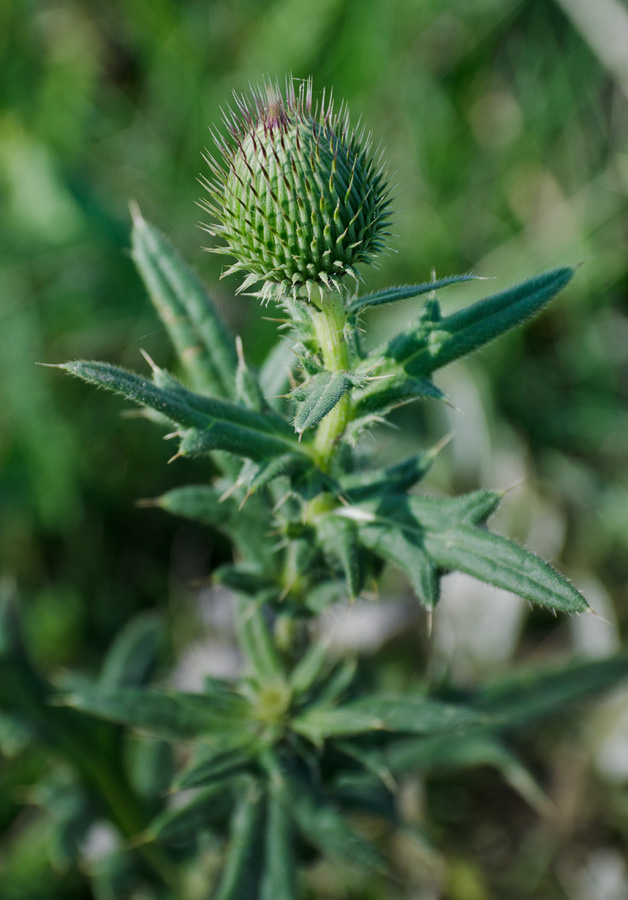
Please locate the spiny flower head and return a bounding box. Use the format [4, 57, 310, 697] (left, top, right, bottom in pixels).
[200, 77, 392, 305]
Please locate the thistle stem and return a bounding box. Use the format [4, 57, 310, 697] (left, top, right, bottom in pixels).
[309, 290, 351, 468]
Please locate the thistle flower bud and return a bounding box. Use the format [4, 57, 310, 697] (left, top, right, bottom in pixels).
[201, 77, 392, 305]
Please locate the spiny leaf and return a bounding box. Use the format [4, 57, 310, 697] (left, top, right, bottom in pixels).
[235, 597, 284, 684]
[247, 453, 307, 493]
[359, 525, 439, 609]
[259, 339, 296, 411]
[153, 485, 268, 565]
[379, 734, 549, 814]
[344, 694, 483, 734]
[99, 612, 162, 691]
[286, 776, 383, 873]
[90, 849, 137, 900]
[352, 374, 444, 418]
[235, 336, 266, 412]
[292, 705, 380, 744]
[289, 639, 333, 698]
[349, 273, 479, 313]
[293, 370, 351, 434]
[215, 565, 276, 597]
[60, 360, 209, 428]
[155, 484, 242, 530]
[318, 516, 363, 599]
[142, 780, 236, 844]
[49, 796, 95, 871]
[339, 449, 437, 502]
[381, 267, 574, 376]
[409, 489, 502, 528]
[472, 653, 628, 727]
[423, 523, 589, 614]
[303, 579, 348, 615]
[175, 425, 292, 462]
[353, 492, 588, 614]
[62, 684, 247, 739]
[32, 775, 94, 871]
[261, 782, 298, 900]
[60, 361, 307, 462]
[146, 363, 292, 439]
[129, 738, 174, 800]
[309, 657, 358, 707]
[293, 694, 481, 741]
[212, 781, 265, 900]
[131, 209, 237, 397]
[0, 589, 25, 659]
[174, 733, 261, 790]
[0, 712, 34, 756]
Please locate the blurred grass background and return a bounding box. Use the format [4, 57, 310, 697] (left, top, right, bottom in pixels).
[1, 0, 627, 897]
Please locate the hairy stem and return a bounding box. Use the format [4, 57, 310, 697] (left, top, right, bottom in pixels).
[309, 290, 352, 468]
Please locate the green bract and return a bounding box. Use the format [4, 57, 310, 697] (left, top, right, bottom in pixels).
[200, 77, 392, 304]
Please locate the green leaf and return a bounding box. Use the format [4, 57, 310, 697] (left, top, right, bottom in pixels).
[359, 525, 439, 610]
[235, 336, 267, 412]
[215, 565, 276, 597]
[292, 705, 380, 744]
[146, 363, 292, 439]
[289, 639, 333, 698]
[348, 694, 483, 733]
[0, 588, 22, 659]
[339, 450, 437, 502]
[60, 361, 307, 462]
[153, 484, 270, 567]
[247, 453, 307, 493]
[381, 267, 574, 376]
[294, 694, 481, 741]
[32, 775, 94, 871]
[129, 738, 175, 799]
[303, 579, 347, 615]
[318, 516, 363, 599]
[381, 734, 549, 814]
[235, 597, 284, 684]
[354, 492, 588, 615]
[131, 210, 237, 397]
[142, 780, 236, 844]
[293, 370, 351, 434]
[352, 374, 444, 418]
[311, 657, 357, 707]
[261, 782, 298, 900]
[409, 490, 501, 527]
[155, 484, 240, 530]
[287, 777, 382, 873]
[0, 712, 34, 756]
[259, 339, 295, 411]
[349, 274, 479, 313]
[99, 612, 162, 690]
[473, 653, 628, 727]
[423, 523, 589, 614]
[213, 781, 265, 900]
[62, 684, 247, 739]
[175, 733, 260, 790]
[55, 361, 211, 428]
[49, 797, 95, 870]
[91, 850, 137, 900]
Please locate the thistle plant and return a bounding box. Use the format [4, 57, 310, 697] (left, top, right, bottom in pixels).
[4, 77, 627, 899]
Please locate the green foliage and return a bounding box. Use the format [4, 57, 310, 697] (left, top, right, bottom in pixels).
[292, 370, 352, 434]
[5, 44, 626, 900]
[366, 267, 575, 379]
[131, 209, 237, 399]
[35, 169, 608, 894]
[348, 273, 480, 313]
